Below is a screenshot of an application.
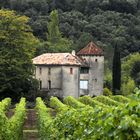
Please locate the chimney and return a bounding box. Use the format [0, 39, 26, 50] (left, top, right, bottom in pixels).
[72, 50, 76, 56]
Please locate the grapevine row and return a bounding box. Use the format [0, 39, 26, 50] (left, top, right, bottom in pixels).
[93, 95, 123, 107]
[36, 96, 140, 139]
[50, 97, 69, 112]
[64, 96, 86, 108]
[36, 97, 56, 139]
[78, 95, 109, 108]
[110, 95, 131, 103]
[0, 98, 26, 140]
[0, 98, 11, 112]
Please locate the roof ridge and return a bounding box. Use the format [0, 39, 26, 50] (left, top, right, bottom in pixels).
[89, 42, 92, 54]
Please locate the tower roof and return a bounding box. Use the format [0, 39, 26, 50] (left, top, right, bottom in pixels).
[77, 41, 103, 56]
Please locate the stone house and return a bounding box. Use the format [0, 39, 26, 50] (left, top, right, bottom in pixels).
[32, 42, 104, 98]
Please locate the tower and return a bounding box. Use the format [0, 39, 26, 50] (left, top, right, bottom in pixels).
[77, 42, 104, 96]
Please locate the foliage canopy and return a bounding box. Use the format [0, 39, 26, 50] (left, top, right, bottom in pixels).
[0, 9, 39, 99]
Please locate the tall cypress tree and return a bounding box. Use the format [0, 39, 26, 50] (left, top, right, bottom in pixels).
[47, 10, 72, 52]
[112, 44, 121, 94]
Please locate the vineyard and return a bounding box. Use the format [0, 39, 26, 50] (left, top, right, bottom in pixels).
[0, 98, 26, 140]
[0, 94, 140, 140]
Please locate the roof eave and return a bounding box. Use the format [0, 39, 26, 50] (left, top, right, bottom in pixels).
[77, 54, 104, 56]
[33, 64, 81, 67]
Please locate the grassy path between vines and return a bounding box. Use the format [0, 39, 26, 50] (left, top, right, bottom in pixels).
[23, 109, 39, 140]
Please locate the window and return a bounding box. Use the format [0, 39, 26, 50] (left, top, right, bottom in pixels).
[70, 68, 73, 74]
[80, 67, 89, 74]
[80, 80, 88, 89]
[39, 67, 42, 75]
[48, 68, 51, 75]
[95, 78, 97, 82]
[39, 80, 42, 89]
[95, 59, 98, 62]
[48, 80, 51, 89]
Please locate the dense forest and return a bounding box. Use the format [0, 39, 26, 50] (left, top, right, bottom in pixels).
[1, 0, 140, 58]
[0, 0, 140, 98]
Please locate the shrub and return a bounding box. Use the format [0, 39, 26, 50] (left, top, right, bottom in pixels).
[103, 88, 112, 96]
[121, 78, 135, 95]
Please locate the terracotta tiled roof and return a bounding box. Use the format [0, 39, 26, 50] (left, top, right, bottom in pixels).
[32, 53, 81, 66]
[77, 41, 103, 56]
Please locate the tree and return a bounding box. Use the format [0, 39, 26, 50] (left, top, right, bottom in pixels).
[47, 10, 61, 43]
[122, 53, 140, 86]
[112, 44, 121, 94]
[0, 9, 39, 100]
[131, 61, 140, 85]
[74, 32, 93, 51]
[104, 67, 112, 90]
[121, 77, 135, 96]
[47, 10, 72, 52]
[1, 0, 140, 73]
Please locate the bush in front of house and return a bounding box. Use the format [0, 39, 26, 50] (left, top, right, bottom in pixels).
[103, 88, 112, 96]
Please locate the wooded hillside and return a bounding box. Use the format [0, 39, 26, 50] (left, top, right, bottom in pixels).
[1, 0, 140, 59]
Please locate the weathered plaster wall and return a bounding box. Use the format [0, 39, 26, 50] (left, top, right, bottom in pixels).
[80, 56, 104, 96]
[35, 65, 80, 98]
[35, 66, 62, 89]
[62, 66, 80, 98]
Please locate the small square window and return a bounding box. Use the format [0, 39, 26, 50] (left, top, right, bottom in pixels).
[80, 80, 88, 89]
[80, 67, 89, 74]
[95, 59, 98, 62]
